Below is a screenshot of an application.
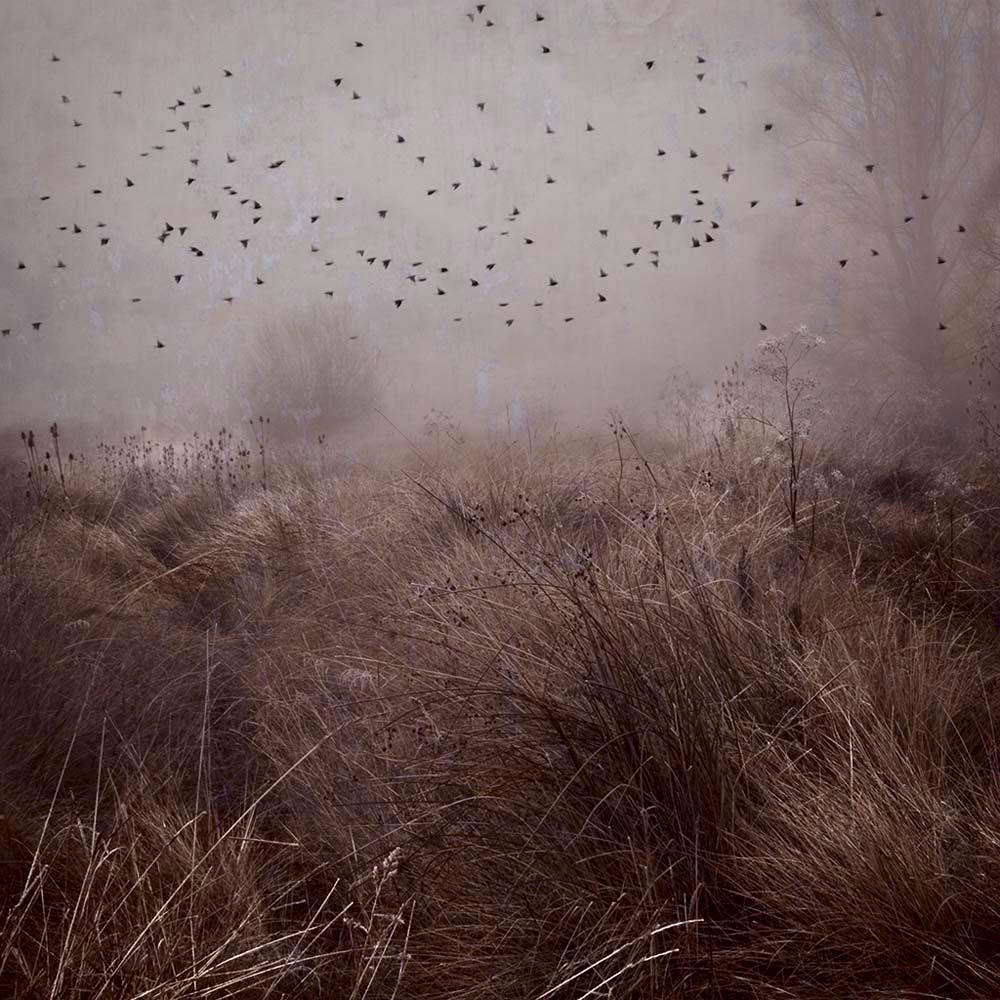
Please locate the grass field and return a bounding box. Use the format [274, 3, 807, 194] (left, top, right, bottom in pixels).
[2, 412, 1000, 998]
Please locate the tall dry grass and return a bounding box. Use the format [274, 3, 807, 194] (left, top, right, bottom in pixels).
[1, 412, 1000, 998]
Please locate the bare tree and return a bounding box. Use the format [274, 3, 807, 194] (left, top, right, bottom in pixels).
[779, 0, 1000, 398]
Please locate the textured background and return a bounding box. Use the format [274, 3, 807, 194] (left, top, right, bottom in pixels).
[0, 0, 806, 436]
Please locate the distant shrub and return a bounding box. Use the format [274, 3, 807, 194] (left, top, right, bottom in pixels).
[243, 306, 381, 441]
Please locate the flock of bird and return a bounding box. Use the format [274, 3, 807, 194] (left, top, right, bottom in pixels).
[2, 4, 962, 349]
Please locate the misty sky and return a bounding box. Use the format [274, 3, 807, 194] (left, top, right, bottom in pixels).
[0, 0, 811, 434]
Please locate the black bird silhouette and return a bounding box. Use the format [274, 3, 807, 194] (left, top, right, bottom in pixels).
[958, 224, 967, 233]
[113, 90, 122, 96]
[671, 214, 682, 224]
[378, 210, 388, 218]
[126, 177, 134, 187]
[240, 239, 249, 248]
[760, 322, 768, 331]
[51, 53, 60, 62]
[865, 163, 875, 173]
[155, 339, 165, 348]
[764, 122, 774, 131]
[256, 277, 264, 285]
[870, 248, 880, 256]
[749, 200, 759, 208]
[211, 210, 220, 219]
[32, 322, 41, 330]
[355, 40, 364, 47]
[397, 134, 405, 143]
[56, 259, 66, 268]
[691, 237, 701, 248]
[586, 122, 595, 131]
[838, 259, 848, 268]
[1, 330, 9, 336]
[395, 299, 403, 308]
[224, 69, 233, 77]
[174, 274, 183, 283]
[16, 260, 25, 270]
[353, 91, 361, 99]
[938, 322, 947, 330]
[598, 293, 606, 302]
[795, 198, 804, 207]
[646, 60, 655, 69]
[269, 160, 285, 169]
[698, 106, 707, 115]
[473, 157, 482, 167]
[541, 45, 551, 53]
[223, 296, 234, 303]
[477, 101, 486, 111]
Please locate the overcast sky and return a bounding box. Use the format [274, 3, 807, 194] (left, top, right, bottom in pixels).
[0, 0, 809, 436]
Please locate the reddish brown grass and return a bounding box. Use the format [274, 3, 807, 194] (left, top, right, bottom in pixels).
[1, 422, 999, 998]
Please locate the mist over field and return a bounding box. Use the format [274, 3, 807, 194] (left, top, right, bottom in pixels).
[2, 0, 828, 441]
[5, 2, 1000, 998]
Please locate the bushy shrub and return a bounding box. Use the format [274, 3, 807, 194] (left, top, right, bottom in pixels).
[242, 305, 381, 441]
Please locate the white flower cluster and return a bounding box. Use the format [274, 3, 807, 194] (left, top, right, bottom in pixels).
[372, 846, 401, 883]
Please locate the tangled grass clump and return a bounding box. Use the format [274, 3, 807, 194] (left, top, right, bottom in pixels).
[1, 413, 1000, 998]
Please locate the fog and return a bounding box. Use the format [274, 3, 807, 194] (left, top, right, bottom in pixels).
[2, 0, 995, 445]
